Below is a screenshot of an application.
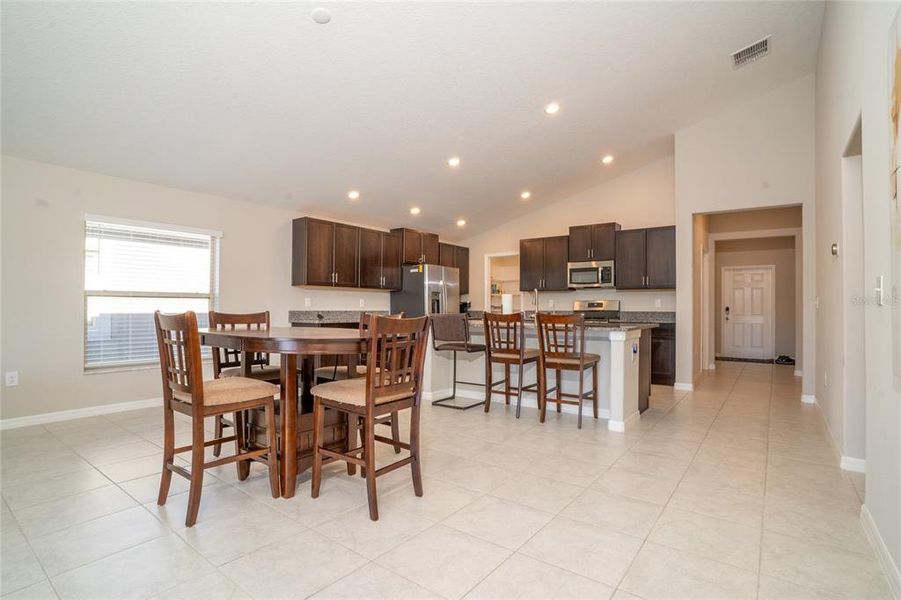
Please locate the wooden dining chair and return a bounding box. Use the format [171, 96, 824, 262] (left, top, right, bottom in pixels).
[534, 312, 599, 429]
[209, 310, 280, 457]
[316, 312, 405, 455]
[310, 315, 430, 521]
[154, 310, 279, 527]
[483, 312, 541, 418]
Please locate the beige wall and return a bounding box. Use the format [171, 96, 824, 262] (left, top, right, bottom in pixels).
[816, 0, 900, 573]
[460, 156, 676, 314]
[714, 237, 796, 357]
[674, 74, 816, 390]
[708, 206, 802, 233]
[0, 155, 394, 419]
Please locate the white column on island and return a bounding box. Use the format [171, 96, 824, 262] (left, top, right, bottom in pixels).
[606, 328, 642, 432]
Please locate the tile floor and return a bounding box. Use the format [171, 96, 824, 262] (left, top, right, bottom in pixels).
[0, 362, 893, 599]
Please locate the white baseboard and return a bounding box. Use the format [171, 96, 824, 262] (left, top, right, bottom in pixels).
[794, 369, 803, 377]
[801, 394, 816, 405]
[423, 387, 611, 419]
[861, 504, 901, 599]
[674, 382, 694, 391]
[840, 456, 866, 473]
[0, 398, 160, 430]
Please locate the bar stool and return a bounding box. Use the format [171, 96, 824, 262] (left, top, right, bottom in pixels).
[535, 313, 599, 429]
[483, 312, 540, 418]
[429, 313, 489, 410]
[209, 310, 280, 458]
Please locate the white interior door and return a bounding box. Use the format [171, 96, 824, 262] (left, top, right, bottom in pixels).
[722, 266, 775, 360]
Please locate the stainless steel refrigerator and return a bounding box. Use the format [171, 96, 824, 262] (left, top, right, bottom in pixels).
[390, 264, 460, 317]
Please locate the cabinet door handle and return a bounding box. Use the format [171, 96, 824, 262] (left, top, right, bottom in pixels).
[589, 248, 593, 259]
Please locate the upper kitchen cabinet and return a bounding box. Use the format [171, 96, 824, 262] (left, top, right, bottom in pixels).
[614, 225, 675, 289]
[568, 222, 620, 262]
[439, 242, 456, 267]
[392, 228, 440, 264]
[455, 245, 470, 295]
[520, 235, 569, 291]
[359, 228, 402, 290]
[292, 217, 360, 287]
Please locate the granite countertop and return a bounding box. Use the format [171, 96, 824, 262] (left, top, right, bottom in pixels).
[467, 319, 657, 332]
[288, 310, 388, 324]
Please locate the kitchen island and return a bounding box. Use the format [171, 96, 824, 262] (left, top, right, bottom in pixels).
[423, 317, 656, 432]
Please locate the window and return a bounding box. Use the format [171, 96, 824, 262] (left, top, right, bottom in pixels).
[84, 217, 220, 369]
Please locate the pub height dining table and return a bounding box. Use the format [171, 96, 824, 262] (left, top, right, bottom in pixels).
[199, 326, 366, 498]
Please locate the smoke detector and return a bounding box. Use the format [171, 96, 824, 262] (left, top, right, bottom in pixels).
[732, 36, 770, 69]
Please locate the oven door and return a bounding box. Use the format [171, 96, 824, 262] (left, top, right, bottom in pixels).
[568, 262, 602, 288]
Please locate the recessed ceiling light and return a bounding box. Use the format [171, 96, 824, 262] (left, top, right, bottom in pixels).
[456, 219, 466, 227]
[410, 207, 421, 215]
[311, 7, 331, 24]
[544, 102, 560, 115]
[602, 155, 615, 165]
[520, 191, 531, 200]
[347, 190, 360, 200]
[447, 156, 461, 168]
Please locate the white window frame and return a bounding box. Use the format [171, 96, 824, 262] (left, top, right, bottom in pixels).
[83, 215, 222, 372]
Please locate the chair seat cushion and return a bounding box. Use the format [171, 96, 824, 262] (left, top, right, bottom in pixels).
[544, 353, 601, 367]
[311, 378, 413, 407]
[313, 365, 368, 381]
[173, 377, 278, 406]
[490, 348, 540, 362]
[219, 365, 281, 381]
[435, 342, 486, 353]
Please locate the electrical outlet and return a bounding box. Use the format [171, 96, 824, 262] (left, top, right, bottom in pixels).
[304, 297, 311, 308]
[548, 299, 555, 308]
[359, 299, 365, 308]
[654, 298, 662, 308]
[5, 371, 19, 387]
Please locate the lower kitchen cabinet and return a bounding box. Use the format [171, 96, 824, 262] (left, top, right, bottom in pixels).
[651, 322, 676, 385]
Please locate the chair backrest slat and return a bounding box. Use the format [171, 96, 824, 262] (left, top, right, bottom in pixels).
[154, 311, 205, 407]
[209, 311, 271, 376]
[365, 315, 429, 407]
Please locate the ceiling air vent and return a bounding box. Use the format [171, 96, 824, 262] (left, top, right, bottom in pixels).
[732, 36, 770, 69]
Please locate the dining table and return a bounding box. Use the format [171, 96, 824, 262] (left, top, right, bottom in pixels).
[199, 326, 366, 498]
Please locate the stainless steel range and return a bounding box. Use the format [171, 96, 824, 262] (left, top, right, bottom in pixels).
[572, 300, 621, 324]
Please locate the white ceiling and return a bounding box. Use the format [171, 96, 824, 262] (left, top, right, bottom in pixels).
[1, 1, 823, 240]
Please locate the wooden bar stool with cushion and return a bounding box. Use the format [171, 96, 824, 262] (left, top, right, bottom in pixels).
[429, 313, 488, 410]
[310, 315, 430, 521]
[209, 311, 281, 458]
[483, 312, 541, 418]
[535, 312, 599, 429]
[317, 312, 405, 456]
[154, 311, 279, 527]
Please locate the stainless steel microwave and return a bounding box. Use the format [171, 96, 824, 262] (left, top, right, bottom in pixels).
[567, 260, 615, 289]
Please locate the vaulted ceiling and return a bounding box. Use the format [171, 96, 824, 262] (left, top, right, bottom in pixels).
[1, 1, 823, 240]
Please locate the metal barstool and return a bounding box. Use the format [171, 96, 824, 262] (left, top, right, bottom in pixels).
[430, 313, 494, 410]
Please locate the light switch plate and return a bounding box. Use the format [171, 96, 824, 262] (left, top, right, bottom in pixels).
[5, 371, 19, 387]
[359, 299, 365, 308]
[548, 299, 555, 308]
[304, 297, 311, 308]
[654, 298, 662, 308]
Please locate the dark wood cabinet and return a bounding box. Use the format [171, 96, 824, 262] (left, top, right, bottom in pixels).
[615, 229, 647, 289]
[615, 225, 675, 289]
[519, 235, 569, 291]
[333, 223, 360, 287]
[293, 217, 359, 287]
[569, 222, 620, 262]
[392, 228, 440, 264]
[455, 246, 470, 295]
[439, 242, 456, 267]
[651, 323, 676, 385]
[382, 232, 402, 290]
[358, 228, 402, 290]
[646, 226, 676, 289]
